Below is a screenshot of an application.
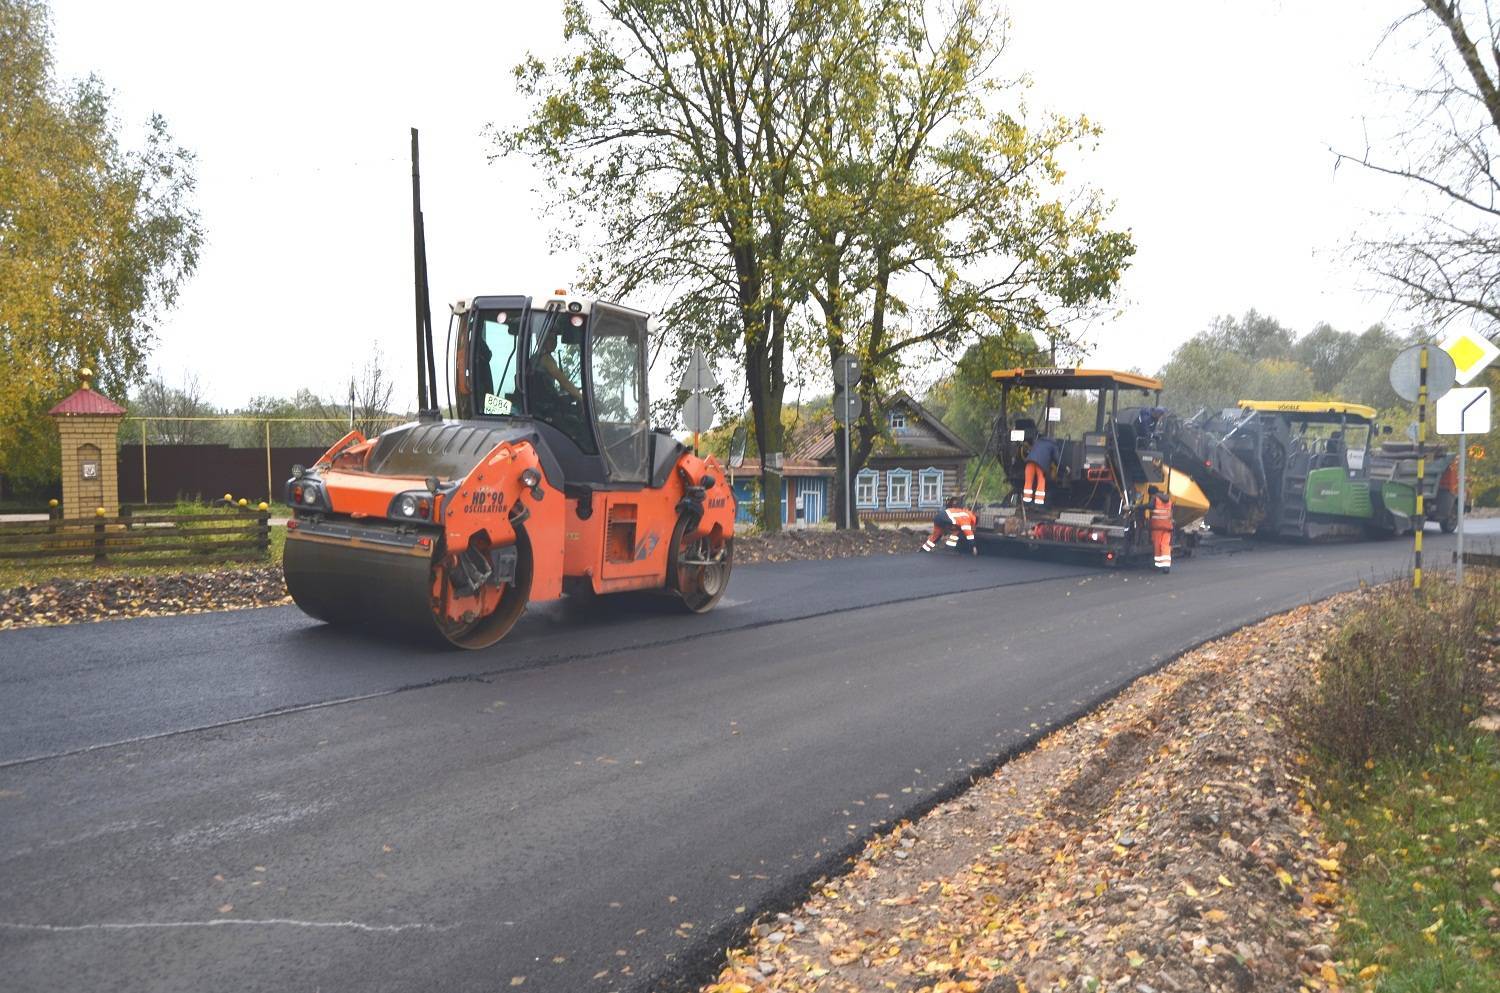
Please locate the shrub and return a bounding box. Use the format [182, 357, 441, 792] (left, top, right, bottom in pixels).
[1295, 578, 1488, 768]
[1476, 484, 1500, 509]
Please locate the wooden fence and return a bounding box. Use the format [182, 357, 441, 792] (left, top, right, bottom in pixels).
[0, 508, 271, 569]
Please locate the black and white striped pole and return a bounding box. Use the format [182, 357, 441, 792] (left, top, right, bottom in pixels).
[1415, 347, 1427, 599]
[1391, 343, 1457, 600]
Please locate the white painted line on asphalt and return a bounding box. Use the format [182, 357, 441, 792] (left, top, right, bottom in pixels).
[0, 918, 455, 934]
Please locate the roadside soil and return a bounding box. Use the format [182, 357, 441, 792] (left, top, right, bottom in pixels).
[0, 566, 290, 631]
[0, 527, 928, 630]
[734, 526, 927, 564]
[703, 593, 1370, 993]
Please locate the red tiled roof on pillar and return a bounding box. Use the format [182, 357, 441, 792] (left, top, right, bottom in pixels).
[49, 388, 126, 417]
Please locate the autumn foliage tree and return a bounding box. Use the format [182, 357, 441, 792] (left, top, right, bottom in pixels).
[502, 0, 1130, 529]
[0, 0, 202, 493]
[798, 1, 1132, 524]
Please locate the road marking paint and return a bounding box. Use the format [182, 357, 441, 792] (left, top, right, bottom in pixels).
[0, 918, 454, 934]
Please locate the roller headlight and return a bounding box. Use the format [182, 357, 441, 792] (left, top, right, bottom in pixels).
[519, 468, 541, 490]
[287, 475, 329, 511]
[387, 490, 434, 522]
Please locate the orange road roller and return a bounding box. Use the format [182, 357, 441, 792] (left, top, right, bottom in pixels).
[282, 293, 736, 648]
[281, 131, 735, 648]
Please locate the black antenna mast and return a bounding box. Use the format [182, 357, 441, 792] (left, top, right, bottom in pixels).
[411, 128, 439, 420]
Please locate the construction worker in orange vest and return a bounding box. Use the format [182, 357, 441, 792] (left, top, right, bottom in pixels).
[1147, 483, 1173, 573]
[1023, 435, 1060, 506]
[924, 496, 978, 554]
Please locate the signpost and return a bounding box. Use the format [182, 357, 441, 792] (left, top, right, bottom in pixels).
[1390, 344, 1456, 599]
[1437, 387, 1491, 585]
[832, 354, 862, 528]
[1439, 328, 1500, 385]
[679, 348, 718, 452]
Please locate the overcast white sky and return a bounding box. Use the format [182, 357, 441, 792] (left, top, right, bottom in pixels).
[49, 0, 1421, 410]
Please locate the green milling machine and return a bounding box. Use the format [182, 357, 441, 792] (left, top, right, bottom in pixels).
[1158, 400, 1459, 540]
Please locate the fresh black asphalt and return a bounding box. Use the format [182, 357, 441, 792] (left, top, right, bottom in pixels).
[0, 528, 1491, 992]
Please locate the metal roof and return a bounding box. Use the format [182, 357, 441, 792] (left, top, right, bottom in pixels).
[791, 391, 975, 462]
[49, 387, 127, 417]
[728, 458, 835, 478]
[1238, 400, 1377, 421]
[989, 368, 1163, 392]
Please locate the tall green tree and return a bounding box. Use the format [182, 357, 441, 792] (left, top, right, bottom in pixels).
[0, 0, 202, 492]
[504, 0, 1130, 529]
[798, 0, 1132, 524]
[1292, 321, 1362, 393]
[500, 0, 862, 530]
[1158, 313, 1411, 414]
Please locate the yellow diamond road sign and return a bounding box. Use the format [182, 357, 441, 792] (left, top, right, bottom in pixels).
[1440, 329, 1500, 385]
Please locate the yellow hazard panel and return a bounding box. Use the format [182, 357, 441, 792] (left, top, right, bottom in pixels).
[1238, 399, 1376, 420]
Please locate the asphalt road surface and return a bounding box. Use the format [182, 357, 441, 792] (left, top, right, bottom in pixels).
[2, 525, 1495, 992]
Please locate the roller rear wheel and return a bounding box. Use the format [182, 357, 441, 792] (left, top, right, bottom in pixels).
[669, 516, 732, 613]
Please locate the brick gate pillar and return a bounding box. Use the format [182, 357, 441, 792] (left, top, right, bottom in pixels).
[48, 368, 127, 520]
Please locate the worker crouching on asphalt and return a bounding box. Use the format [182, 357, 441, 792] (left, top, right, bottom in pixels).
[924, 496, 978, 554]
[1023, 435, 1059, 505]
[1147, 483, 1173, 573]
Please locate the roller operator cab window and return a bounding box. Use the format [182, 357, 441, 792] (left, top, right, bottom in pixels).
[473, 309, 523, 416]
[527, 307, 597, 455]
[589, 304, 650, 483]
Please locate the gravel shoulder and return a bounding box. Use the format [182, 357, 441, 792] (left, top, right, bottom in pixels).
[703, 593, 1367, 993]
[0, 527, 929, 629]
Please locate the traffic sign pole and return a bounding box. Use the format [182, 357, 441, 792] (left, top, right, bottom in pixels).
[842, 361, 852, 529]
[832, 354, 861, 529]
[1415, 347, 1427, 600]
[1458, 429, 1466, 586]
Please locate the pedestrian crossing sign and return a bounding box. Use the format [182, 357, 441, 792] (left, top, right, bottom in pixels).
[1440, 329, 1500, 385]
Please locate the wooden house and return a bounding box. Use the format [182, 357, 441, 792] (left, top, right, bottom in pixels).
[795, 391, 975, 522]
[725, 458, 836, 526]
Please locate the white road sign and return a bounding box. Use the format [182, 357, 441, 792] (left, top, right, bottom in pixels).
[1436, 386, 1491, 436]
[1440, 329, 1500, 385]
[682, 393, 716, 433]
[679, 348, 717, 394]
[1390, 344, 1457, 403]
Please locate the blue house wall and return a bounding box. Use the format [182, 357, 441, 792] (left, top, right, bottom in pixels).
[726, 475, 829, 525]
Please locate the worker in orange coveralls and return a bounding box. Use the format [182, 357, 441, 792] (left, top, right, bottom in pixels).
[1147, 483, 1173, 573]
[1023, 435, 1059, 505]
[924, 496, 978, 554]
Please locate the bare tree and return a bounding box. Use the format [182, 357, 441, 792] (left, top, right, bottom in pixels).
[130, 373, 217, 443]
[351, 345, 397, 437]
[1340, 2, 1500, 332]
